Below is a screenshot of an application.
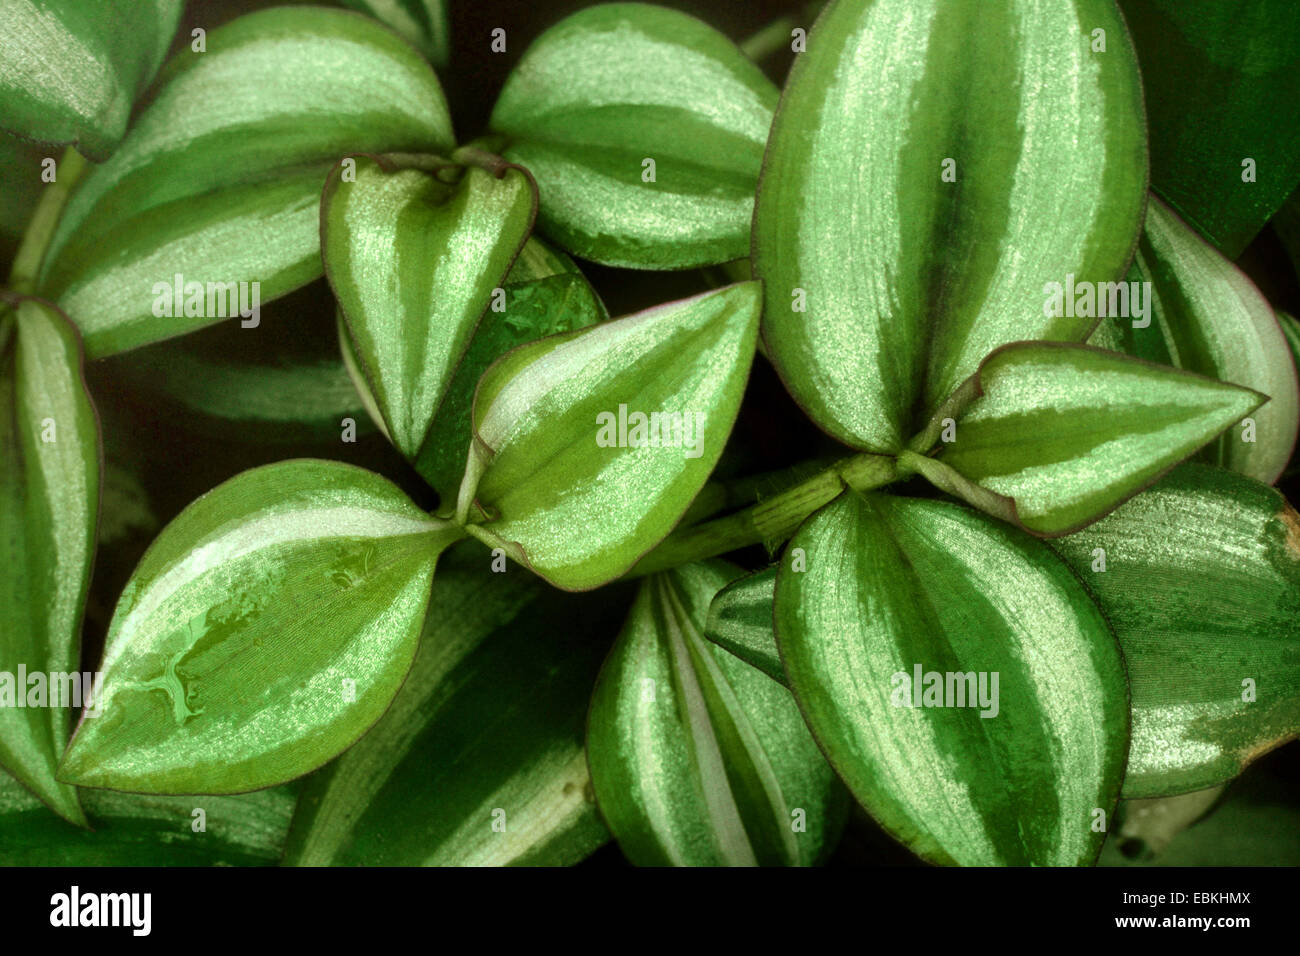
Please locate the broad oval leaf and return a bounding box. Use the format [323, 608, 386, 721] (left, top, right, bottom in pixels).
[461, 282, 760, 591]
[775, 492, 1128, 866]
[0, 772, 296, 866]
[927, 342, 1263, 535]
[1049, 463, 1300, 799]
[1092, 196, 1299, 484]
[0, 297, 99, 825]
[587, 561, 846, 866]
[58, 459, 462, 795]
[754, 0, 1147, 452]
[323, 155, 536, 459]
[703, 565, 783, 684]
[284, 545, 625, 866]
[0, 0, 182, 160]
[37, 6, 454, 357]
[411, 237, 607, 504]
[1119, 0, 1300, 257]
[490, 2, 779, 269]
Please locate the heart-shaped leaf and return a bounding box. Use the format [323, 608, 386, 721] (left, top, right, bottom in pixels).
[921, 342, 1264, 535]
[0, 0, 182, 160]
[59, 459, 462, 795]
[340, 0, 449, 69]
[1049, 463, 1300, 799]
[775, 492, 1128, 866]
[0, 297, 99, 826]
[411, 237, 607, 504]
[490, 2, 778, 269]
[1092, 196, 1299, 484]
[703, 565, 783, 684]
[37, 6, 454, 358]
[284, 545, 626, 866]
[323, 155, 536, 459]
[754, 0, 1147, 452]
[460, 282, 760, 591]
[0, 772, 297, 866]
[1119, 0, 1300, 257]
[588, 561, 847, 866]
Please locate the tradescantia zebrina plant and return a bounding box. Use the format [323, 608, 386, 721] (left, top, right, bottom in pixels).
[0, 0, 1298, 869]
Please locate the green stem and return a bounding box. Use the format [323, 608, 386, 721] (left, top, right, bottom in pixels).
[7, 146, 87, 295]
[627, 451, 897, 577]
[738, 1, 825, 62]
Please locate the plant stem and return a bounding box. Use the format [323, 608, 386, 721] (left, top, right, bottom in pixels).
[7, 146, 87, 295]
[627, 450, 897, 577]
[739, 1, 825, 62]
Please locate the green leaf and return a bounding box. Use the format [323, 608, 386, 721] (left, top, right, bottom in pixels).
[58, 459, 462, 795]
[1092, 196, 1299, 484]
[412, 237, 607, 504]
[1118, 0, 1300, 257]
[461, 282, 760, 591]
[490, 2, 778, 269]
[38, 6, 454, 358]
[1100, 766, 1300, 867]
[110, 343, 369, 444]
[775, 492, 1128, 866]
[588, 561, 846, 866]
[926, 342, 1264, 535]
[0, 772, 296, 866]
[703, 565, 783, 684]
[754, 0, 1147, 452]
[340, 0, 449, 69]
[323, 155, 535, 459]
[0, 297, 99, 826]
[0, 0, 182, 161]
[284, 545, 625, 866]
[1049, 464, 1300, 799]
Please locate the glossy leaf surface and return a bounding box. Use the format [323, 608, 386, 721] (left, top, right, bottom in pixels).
[491, 3, 778, 269]
[285, 545, 623, 866]
[1119, 0, 1300, 256]
[38, 7, 454, 357]
[412, 237, 606, 504]
[754, 0, 1147, 452]
[588, 562, 845, 866]
[934, 343, 1264, 535]
[1050, 464, 1300, 799]
[1094, 196, 1298, 484]
[463, 283, 760, 590]
[0, 298, 99, 825]
[59, 460, 460, 794]
[323, 156, 535, 459]
[775, 493, 1127, 866]
[0, 0, 182, 160]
